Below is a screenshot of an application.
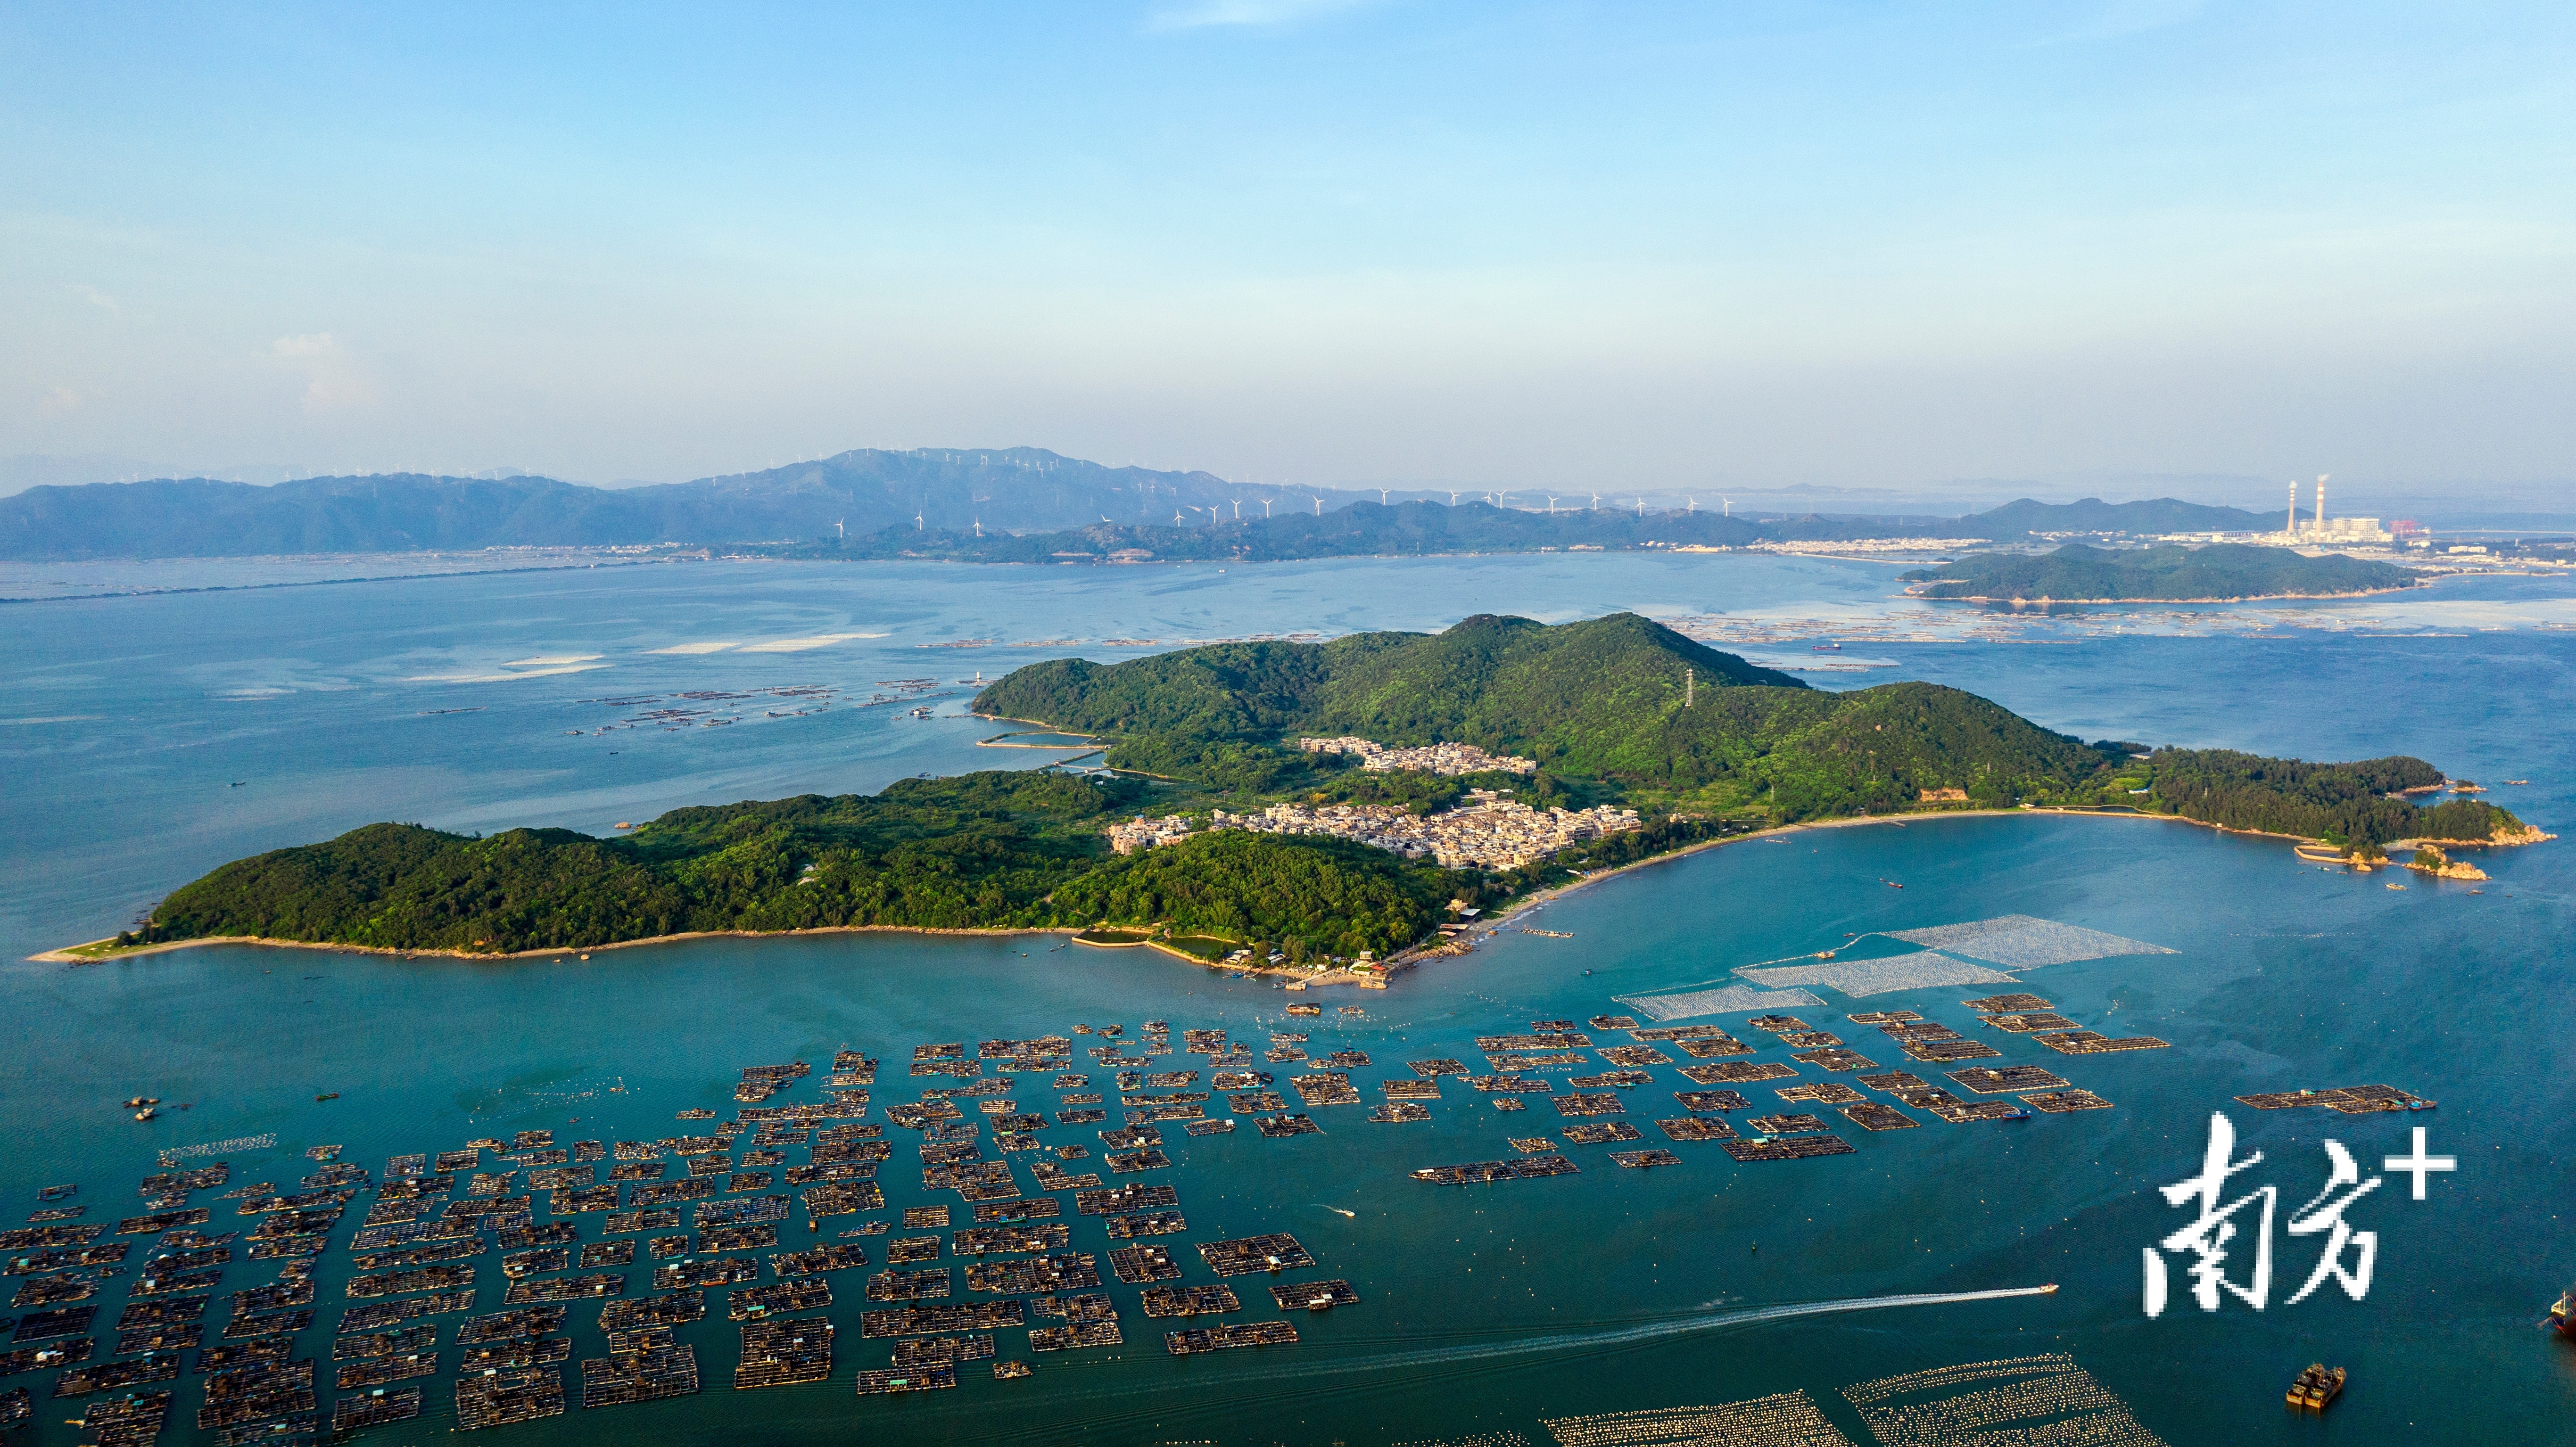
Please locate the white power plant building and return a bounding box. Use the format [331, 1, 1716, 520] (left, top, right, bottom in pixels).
[2279, 475, 2392, 545]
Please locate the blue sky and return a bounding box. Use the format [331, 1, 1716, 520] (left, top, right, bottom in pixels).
[4, 1, 2569, 493]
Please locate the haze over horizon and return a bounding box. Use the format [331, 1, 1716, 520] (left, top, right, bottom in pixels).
[6, 3, 2570, 496]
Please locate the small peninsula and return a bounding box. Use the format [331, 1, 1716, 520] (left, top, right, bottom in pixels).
[75, 615, 2532, 968]
[1901, 542, 2423, 603]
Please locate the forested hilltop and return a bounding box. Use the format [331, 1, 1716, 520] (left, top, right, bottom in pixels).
[978, 613, 2111, 818]
[102, 615, 2532, 964]
[1904, 543, 2421, 601]
[976, 613, 2531, 841]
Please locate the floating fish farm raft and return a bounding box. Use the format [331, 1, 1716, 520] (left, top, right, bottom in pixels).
[0, 980, 2188, 1442]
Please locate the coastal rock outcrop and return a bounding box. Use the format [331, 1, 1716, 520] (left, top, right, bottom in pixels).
[2406, 845, 2489, 881]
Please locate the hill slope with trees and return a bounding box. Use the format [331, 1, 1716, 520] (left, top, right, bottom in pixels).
[978, 613, 2114, 816]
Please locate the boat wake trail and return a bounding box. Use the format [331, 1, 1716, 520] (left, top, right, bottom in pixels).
[1247, 1285, 2058, 1381]
[982, 1284, 2057, 1439]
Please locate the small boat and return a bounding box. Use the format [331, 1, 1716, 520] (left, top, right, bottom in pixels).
[121, 1097, 158, 1109]
[1997, 1106, 2031, 1120]
[1812, 642, 1842, 651]
[37, 1184, 74, 1202]
[133, 1108, 155, 1121]
[2286, 1362, 2345, 1411]
[315, 1093, 339, 1102]
[2541, 1282, 2576, 1334]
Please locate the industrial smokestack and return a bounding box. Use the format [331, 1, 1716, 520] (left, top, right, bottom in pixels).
[2314, 474, 2329, 533]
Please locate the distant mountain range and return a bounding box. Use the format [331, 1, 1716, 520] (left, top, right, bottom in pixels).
[776, 496, 2276, 565]
[0, 445, 2273, 561]
[0, 449, 1360, 560]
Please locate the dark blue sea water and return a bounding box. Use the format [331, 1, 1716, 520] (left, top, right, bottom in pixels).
[3, 556, 2571, 1445]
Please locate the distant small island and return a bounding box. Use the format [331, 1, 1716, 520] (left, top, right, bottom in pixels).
[56, 614, 2534, 971]
[1901, 542, 2423, 603]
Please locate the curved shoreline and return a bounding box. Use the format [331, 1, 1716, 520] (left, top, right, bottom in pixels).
[33, 806, 2544, 972]
[27, 922, 1075, 967]
[1398, 803, 2546, 971]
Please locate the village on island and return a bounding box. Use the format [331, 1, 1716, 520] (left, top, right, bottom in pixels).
[1103, 737, 1643, 871]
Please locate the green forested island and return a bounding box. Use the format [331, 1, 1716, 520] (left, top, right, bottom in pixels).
[1902, 542, 2422, 601]
[111, 614, 2528, 963]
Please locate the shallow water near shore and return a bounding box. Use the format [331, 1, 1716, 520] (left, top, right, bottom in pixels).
[3, 555, 2574, 1444]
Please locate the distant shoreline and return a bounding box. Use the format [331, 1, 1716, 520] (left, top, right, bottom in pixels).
[1911, 583, 2427, 605]
[0, 556, 667, 606]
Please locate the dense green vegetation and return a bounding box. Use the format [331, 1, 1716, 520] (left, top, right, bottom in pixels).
[1098, 736, 1329, 793]
[1903, 543, 2420, 601]
[978, 613, 2111, 816]
[132, 613, 2535, 965]
[145, 771, 1506, 960]
[2129, 749, 2521, 848]
[1048, 831, 1471, 961]
[154, 772, 1141, 951]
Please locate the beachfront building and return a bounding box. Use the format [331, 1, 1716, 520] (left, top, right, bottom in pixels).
[1210, 796, 1639, 870]
[1297, 736, 1539, 776]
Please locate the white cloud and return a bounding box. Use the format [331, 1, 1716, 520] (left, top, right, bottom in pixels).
[270, 332, 379, 413]
[1145, 0, 1368, 33]
[644, 641, 738, 654]
[68, 283, 118, 314]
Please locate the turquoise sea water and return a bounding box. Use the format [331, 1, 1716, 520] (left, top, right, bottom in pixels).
[4, 556, 2573, 1445]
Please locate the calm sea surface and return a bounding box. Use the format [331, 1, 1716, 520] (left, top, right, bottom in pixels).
[3, 555, 2573, 1445]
